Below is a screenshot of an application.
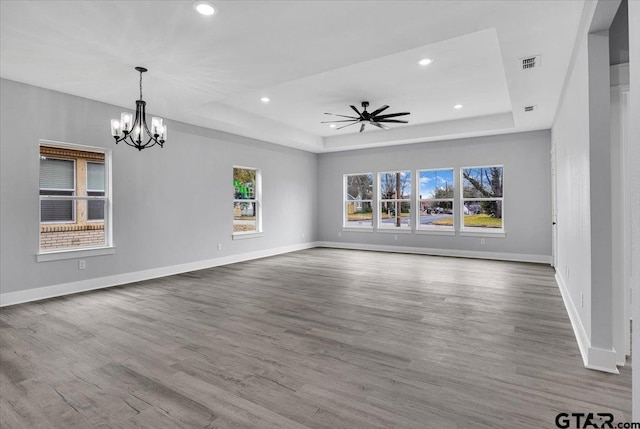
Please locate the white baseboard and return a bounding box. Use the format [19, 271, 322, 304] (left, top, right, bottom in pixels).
[0, 241, 553, 308]
[316, 241, 553, 264]
[0, 242, 319, 307]
[555, 272, 619, 374]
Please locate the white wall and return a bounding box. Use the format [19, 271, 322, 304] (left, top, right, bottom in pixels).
[0, 79, 318, 302]
[317, 130, 552, 262]
[551, 0, 622, 373]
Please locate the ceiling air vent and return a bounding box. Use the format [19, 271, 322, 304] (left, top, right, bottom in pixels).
[524, 105, 536, 112]
[520, 55, 541, 70]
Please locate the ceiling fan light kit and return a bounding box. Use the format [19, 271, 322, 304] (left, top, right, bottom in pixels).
[322, 101, 410, 132]
[110, 67, 167, 151]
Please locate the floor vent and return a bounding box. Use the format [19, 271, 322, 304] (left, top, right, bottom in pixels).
[520, 55, 541, 70]
[524, 105, 536, 112]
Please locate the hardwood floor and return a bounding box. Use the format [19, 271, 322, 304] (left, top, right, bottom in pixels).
[0, 248, 632, 428]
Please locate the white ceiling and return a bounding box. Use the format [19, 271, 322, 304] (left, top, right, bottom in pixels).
[0, 0, 584, 153]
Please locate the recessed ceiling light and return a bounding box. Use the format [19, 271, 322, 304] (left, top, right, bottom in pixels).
[418, 58, 433, 66]
[194, 1, 215, 16]
[454, 104, 463, 109]
[260, 97, 270, 103]
[329, 124, 336, 128]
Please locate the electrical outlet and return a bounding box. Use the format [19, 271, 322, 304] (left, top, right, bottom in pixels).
[78, 260, 86, 270]
[394, 234, 398, 241]
[217, 243, 222, 251]
[338, 232, 342, 238]
[480, 238, 485, 245]
[302, 232, 305, 239]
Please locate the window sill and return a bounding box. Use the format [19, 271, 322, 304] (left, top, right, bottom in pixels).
[232, 232, 264, 240]
[376, 228, 413, 234]
[416, 229, 456, 236]
[459, 230, 506, 238]
[342, 227, 374, 233]
[37, 246, 115, 262]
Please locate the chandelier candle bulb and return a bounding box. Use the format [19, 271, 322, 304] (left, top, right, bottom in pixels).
[110, 119, 121, 137]
[151, 117, 163, 136]
[121, 112, 133, 133]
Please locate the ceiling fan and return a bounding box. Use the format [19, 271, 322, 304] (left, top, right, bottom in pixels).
[323, 101, 410, 132]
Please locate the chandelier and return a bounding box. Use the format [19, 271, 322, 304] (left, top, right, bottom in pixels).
[110, 67, 166, 150]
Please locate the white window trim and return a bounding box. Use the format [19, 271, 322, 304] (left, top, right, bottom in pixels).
[233, 166, 262, 237]
[343, 172, 374, 230]
[460, 164, 505, 234]
[38, 140, 113, 259]
[416, 168, 455, 233]
[377, 170, 412, 230]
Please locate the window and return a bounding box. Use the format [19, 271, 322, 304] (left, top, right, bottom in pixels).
[344, 173, 373, 228]
[40, 158, 75, 223]
[87, 162, 105, 221]
[233, 166, 261, 235]
[461, 165, 503, 231]
[378, 171, 411, 229]
[39, 144, 111, 252]
[418, 169, 454, 231]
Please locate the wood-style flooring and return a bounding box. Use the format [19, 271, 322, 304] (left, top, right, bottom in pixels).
[0, 248, 632, 428]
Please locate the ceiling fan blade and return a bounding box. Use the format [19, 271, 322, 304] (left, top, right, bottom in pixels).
[336, 121, 361, 130]
[350, 105, 364, 119]
[321, 119, 360, 123]
[359, 123, 365, 133]
[377, 119, 409, 123]
[324, 113, 360, 119]
[369, 105, 389, 117]
[373, 112, 410, 120]
[370, 122, 389, 130]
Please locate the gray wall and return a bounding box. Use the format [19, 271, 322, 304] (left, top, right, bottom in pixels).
[317, 130, 552, 260]
[0, 79, 318, 295]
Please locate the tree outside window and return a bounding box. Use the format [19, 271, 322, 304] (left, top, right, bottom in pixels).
[344, 173, 373, 228]
[461, 166, 503, 230]
[379, 171, 411, 229]
[233, 167, 261, 234]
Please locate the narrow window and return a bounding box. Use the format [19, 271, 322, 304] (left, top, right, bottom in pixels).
[378, 171, 412, 229]
[344, 173, 373, 229]
[233, 167, 261, 235]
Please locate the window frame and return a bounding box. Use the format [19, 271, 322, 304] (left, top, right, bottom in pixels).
[460, 164, 505, 236]
[343, 172, 374, 231]
[86, 161, 106, 223]
[377, 170, 412, 231]
[232, 165, 262, 238]
[37, 140, 113, 261]
[416, 168, 455, 234]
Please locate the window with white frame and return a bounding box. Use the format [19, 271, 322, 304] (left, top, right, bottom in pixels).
[39, 144, 110, 252]
[461, 165, 503, 230]
[344, 173, 373, 228]
[378, 171, 411, 229]
[233, 166, 261, 234]
[418, 168, 454, 230]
